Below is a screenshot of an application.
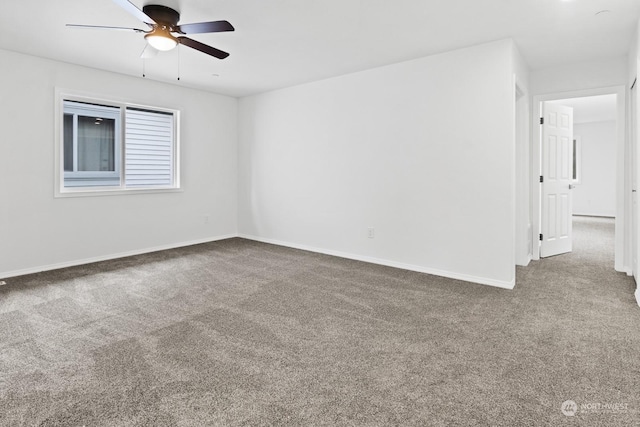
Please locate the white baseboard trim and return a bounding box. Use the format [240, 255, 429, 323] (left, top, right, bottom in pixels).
[238, 234, 515, 290]
[0, 234, 238, 279]
[572, 213, 616, 218]
[635, 287, 640, 307]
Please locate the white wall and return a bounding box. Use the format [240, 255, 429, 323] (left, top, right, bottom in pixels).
[531, 56, 628, 95]
[238, 40, 517, 288]
[573, 121, 617, 216]
[0, 49, 238, 277]
[629, 23, 638, 86]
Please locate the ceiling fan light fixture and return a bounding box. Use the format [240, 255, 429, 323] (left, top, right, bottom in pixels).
[68, 3, 233, 59]
[144, 28, 177, 51]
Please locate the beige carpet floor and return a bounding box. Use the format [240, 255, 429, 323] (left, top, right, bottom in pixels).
[0, 216, 638, 426]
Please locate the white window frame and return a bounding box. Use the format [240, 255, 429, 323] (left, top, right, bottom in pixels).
[55, 90, 181, 197]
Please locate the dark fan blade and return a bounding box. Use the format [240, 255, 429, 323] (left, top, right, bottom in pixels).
[111, 0, 156, 24]
[178, 37, 229, 59]
[66, 24, 146, 32]
[176, 20, 234, 35]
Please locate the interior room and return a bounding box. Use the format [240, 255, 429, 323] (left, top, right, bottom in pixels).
[1, 0, 640, 425]
[550, 95, 618, 217]
[547, 94, 618, 251]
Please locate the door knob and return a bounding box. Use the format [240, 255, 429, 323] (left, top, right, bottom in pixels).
[569, 184, 575, 189]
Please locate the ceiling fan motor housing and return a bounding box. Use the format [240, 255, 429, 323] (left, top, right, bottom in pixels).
[143, 5, 180, 27]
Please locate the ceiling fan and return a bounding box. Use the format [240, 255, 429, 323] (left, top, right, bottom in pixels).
[67, 0, 234, 59]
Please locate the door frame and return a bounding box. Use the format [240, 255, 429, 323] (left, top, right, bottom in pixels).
[515, 81, 531, 267]
[634, 61, 640, 306]
[531, 85, 627, 273]
[631, 78, 638, 280]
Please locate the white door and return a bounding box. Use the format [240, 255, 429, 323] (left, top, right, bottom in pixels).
[541, 102, 574, 258]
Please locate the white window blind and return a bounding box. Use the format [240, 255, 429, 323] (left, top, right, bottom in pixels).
[125, 108, 174, 187]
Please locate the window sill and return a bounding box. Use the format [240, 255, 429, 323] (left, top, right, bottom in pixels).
[54, 187, 183, 198]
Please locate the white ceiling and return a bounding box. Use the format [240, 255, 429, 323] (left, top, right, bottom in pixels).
[1, 0, 639, 97]
[549, 94, 618, 123]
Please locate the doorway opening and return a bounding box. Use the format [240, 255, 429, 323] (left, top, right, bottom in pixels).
[532, 86, 627, 272]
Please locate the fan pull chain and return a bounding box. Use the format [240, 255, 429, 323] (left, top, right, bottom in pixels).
[142, 58, 146, 78]
[177, 45, 181, 81]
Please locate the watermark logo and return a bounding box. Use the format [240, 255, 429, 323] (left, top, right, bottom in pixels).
[561, 399, 632, 417]
[561, 400, 578, 417]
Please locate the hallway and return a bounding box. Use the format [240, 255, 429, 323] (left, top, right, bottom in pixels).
[515, 215, 639, 423]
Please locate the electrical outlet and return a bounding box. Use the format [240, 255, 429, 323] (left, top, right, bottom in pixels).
[367, 228, 375, 239]
[204, 215, 210, 224]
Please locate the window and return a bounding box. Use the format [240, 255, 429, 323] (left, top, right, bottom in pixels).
[57, 94, 179, 195]
[63, 101, 121, 187]
[572, 135, 582, 184]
